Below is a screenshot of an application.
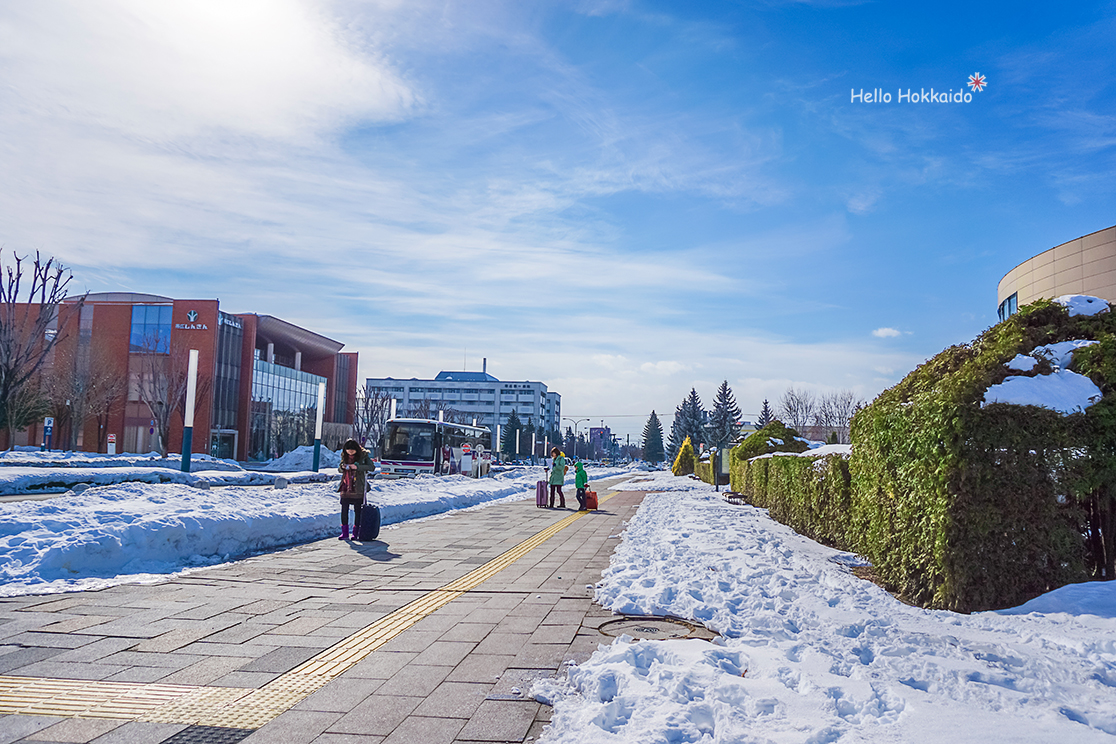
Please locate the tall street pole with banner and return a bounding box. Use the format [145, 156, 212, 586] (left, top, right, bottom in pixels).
[180, 350, 199, 473]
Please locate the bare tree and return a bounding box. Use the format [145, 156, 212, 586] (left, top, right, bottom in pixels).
[353, 383, 393, 452]
[778, 386, 816, 433]
[0, 251, 83, 448]
[409, 397, 432, 420]
[44, 341, 126, 451]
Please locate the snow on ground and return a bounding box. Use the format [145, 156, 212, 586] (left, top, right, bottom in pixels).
[0, 449, 244, 471]
[0, 465, 333, 495]
[536, 476, 1116, 743]
[0, 464, 632, 597]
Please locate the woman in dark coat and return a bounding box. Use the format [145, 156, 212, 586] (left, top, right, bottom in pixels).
[338, 439, 374, 540]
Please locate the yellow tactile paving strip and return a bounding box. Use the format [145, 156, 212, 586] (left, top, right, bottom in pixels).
[0, 490, 619, 728]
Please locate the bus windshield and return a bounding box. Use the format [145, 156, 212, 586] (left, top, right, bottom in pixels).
[382, 422, 436, 461]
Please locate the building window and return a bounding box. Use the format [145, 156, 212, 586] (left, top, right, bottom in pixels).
[130, 305, 172, 353]
[998, 292, 1018, 322]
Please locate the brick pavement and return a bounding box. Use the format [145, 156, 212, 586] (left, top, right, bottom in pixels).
[0, 477, 656, 743]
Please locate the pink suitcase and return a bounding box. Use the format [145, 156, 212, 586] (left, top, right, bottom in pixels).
[536, 480, 547, 507]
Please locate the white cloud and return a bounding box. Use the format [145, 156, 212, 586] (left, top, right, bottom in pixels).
[872, 327, 901, 338]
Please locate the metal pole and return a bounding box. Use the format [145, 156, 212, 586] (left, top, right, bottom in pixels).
[312, 382, 326, 472]
[180, 350, 199, 473]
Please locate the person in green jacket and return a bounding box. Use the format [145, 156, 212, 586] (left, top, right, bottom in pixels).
[574, 460, 590, 511]
[548, 446, 567, 508]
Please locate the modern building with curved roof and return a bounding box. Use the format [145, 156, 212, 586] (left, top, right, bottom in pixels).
[998, 225, 1116, 321]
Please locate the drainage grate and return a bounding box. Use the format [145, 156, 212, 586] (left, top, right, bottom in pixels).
[597, 616, 703, 640]
[161, 725, 255, 744]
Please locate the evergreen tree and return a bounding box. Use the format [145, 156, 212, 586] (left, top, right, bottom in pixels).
[642, 410, 666, 464]
[757, 399, 774, 428]
[706, 380, 742, 448]
[501, 409, 522, 456]
[666, 400, 687, 461]
[680, 388, 706, 451]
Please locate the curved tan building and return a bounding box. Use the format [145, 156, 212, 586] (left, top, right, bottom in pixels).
[998, 225, 1116, 321]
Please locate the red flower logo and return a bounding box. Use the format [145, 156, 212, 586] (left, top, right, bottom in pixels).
[967, 72, 987, 92]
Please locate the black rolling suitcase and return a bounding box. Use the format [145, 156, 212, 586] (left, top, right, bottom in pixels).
[358, 504, 381, 541]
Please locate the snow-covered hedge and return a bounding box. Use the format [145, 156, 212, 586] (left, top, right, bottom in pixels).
[851, 296, 1116, 612]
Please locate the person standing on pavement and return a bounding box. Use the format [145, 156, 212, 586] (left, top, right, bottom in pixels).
[548, 446, 568, 508]
[574, 460, 589, 511]
[338, 439, 373, 540]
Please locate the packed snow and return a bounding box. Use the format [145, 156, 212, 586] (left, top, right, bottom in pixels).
[984, 339, 1102, 414]
[0, 464, 630, 597]
[255, 444, 343, 472]
[1054, 294, 1110, 317]
[535, 476, 1116, 743]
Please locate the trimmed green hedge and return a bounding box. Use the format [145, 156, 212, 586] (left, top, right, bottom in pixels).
[723, 299, 1116, 612]
[732, 421, 809, 463]
[849, 298, 1115, 611]
[730, 450, 852, 548]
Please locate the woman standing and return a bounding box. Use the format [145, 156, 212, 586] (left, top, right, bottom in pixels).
[338, 439, 374, 540]
[548, 446, 567, 508]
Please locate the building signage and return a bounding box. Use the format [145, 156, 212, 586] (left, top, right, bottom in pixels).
[219, 313, 243, 329]
[176, 309, 209, 331]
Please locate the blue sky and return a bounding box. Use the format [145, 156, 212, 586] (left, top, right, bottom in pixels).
[1, 0, 1114, 441]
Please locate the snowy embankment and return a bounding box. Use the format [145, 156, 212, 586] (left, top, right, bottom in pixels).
[535, 475, 1116, 744]
[0, 465, 333, 495]
[0, 449, 243, 471]
[0, 465, 631, 597]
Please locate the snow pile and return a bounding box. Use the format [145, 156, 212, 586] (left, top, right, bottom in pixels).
[984, 339, 1102, 414]
[256, 445, 342, 472]
[538, 486, 1116, 743]
[0, 464, 632, 596]
[0, 450, 243, 471]
[0, 465, 331, 495]
[1054, 294, 1110, 317]
[751, 443, 851, 461]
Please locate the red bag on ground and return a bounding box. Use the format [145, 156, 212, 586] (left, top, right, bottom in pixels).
[585, 490, 598, 510]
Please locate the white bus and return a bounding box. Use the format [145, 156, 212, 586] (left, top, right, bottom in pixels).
[379, 418, 493, 478]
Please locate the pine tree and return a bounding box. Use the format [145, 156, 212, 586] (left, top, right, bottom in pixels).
[706, 380, 742, 448]
[666, 400, 687, 461]
[757, 399, 774, 428]
[501, 409, 522, 456]
[642, 411, 666, 464]
[681, 388, 706, 451]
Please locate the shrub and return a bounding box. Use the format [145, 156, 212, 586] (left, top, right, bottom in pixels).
[731, 420, 809, 464]
[672, 436, 696, 476]
[849, 298, 1115, 611]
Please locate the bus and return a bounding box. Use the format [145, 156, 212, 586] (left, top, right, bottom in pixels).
[379, 418, 493, 478]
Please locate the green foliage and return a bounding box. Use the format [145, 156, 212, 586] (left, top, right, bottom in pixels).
[730, 451, 852, 549]
[642, 410, 666, 463]
[706, 380, 742, 448]
[732, 420, 809, 462]
[848, 298, 1115, 611]
[672, 436, 696, 476]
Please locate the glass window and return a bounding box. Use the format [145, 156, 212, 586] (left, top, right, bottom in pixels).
[130, 304, 172, 353]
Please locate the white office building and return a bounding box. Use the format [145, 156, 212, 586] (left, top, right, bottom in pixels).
[365, 364, 561, 437]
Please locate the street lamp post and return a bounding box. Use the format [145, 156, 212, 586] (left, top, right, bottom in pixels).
[562, 417, 589, 460]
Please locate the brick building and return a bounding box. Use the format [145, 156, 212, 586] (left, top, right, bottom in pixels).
[20, 292, 357, 461]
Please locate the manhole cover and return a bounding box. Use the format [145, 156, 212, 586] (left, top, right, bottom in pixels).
[597, 616, 700, 640]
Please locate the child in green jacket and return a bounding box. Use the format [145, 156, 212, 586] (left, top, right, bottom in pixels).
[574, 461, 590, 511]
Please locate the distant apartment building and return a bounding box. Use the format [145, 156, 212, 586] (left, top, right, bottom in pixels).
[365, 362, 561, 437]
[998, 225, 1116, 320]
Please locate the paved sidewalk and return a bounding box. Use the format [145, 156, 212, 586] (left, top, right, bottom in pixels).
[0, 477, 674, 743]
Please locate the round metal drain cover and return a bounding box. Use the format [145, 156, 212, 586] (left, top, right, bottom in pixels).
[598, 616, 698, 640]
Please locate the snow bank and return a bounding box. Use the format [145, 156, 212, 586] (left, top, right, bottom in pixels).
[0, 465, 332, 495]
[256, 445, 342, 472]
[0, 450, 243, 471]
[537, 484, 1116, 743]
[0, 465, 632, 596]
[1054, 294, 1110, 317]
[751, 443, 851, 461]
